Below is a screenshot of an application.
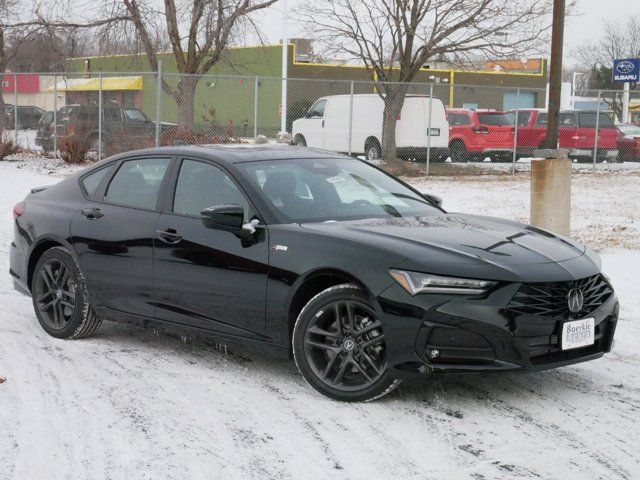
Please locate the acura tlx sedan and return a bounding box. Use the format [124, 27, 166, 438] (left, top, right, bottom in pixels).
[10, 145, 618, 402]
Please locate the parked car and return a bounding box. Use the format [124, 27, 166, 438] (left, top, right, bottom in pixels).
[4, 104, 45, 130]
[446, 109, 515, 162]
[292, 94, 449, 162]
[506, 109, 619, 161]
[616, 123, 640, 162]
[11, 145, 618, 402]
[38, 104, 176, 152]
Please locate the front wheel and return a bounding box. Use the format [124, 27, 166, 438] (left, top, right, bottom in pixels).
[32, 247, 102, 339]
[292, 284, 400, 402]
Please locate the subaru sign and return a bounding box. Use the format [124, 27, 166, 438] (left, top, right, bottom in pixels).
[613, 58, 639, 83]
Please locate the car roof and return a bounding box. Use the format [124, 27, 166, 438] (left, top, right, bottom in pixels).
[105, 144, 343, 165]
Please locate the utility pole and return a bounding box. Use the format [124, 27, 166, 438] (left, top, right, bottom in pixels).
[544, 0, 566, 149]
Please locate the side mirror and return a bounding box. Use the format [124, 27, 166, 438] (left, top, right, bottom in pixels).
[201, 204, 244, 231]
[423, 193, 443, 207]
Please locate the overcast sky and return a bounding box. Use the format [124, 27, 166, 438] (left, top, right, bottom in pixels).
[252, 0, 640, 67]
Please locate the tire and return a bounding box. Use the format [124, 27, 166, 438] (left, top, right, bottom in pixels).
[365, 140, 382, 161]
[292, 284, 400, 402]
[31, 246, 102, 340]
[450, 141, 469, 163]
[293, 135, 307, 147]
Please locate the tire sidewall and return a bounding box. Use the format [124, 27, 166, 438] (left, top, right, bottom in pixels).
[292, 284, 399, 402]
[32, 247, 91, 339]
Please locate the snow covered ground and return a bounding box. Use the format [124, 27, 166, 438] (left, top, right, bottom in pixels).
[0, 160, 639, 480]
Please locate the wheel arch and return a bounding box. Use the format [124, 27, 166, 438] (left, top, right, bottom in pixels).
[287, 268, 369, 353]
[27, 236, 76, 291]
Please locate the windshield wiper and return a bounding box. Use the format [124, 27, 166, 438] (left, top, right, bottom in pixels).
[381, 203, 402, 217]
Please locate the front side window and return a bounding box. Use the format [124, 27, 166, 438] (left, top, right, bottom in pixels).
[536, 113, 548, 125]
[103, 108, 122, 123]
[240, 158, 441, 223]
[105, 157, 171, 210]
[173, 159, 249, 218]
[578, 112, 615, 128]
[307, 100, 327, 118]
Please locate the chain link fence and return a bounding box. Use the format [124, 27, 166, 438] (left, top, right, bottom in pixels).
[2, 71, 638, 173]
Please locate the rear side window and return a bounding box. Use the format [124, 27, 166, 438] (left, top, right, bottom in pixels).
[105, 157, 171, 210]
[578, 112, 615, 128]
[477, 113, 511, 126]
[81, 165, 114, 199]
[448, 113, 472, 126]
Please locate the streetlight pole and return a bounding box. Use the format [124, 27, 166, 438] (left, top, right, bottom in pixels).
[544, 0, 566, 150]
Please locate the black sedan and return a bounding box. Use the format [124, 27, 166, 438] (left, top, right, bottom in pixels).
[10, 145, 618, 402]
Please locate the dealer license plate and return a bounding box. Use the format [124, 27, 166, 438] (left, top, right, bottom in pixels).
[561, 318, 595, 350]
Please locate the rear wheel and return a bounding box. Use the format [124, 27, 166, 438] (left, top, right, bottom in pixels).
[293, 284, 400, 402]
[450, 140, 469, 163]
[365, 139, 382, 161]
[32, 247, 102, 339]
[293, 135, 307, 147]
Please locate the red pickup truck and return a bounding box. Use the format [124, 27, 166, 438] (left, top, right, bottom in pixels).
[506, 109, 619, 161]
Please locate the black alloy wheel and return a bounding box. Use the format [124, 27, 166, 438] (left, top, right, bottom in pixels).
[32, 247, 102, 339]
[450, 141, 468, 162]
[293, 284, 400, 402]
[34, 257, 77, 330]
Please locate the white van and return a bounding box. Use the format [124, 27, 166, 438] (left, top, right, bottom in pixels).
[291, 94, 449, 161]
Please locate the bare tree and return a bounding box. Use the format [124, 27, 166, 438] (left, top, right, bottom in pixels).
[573, 16, 640, 120]
[91, 0, 278, 131]
[300, 0, 556, 164]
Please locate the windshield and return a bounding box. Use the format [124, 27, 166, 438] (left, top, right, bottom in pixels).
[239, 158, 442, 223]
[618, 124, 640, 136]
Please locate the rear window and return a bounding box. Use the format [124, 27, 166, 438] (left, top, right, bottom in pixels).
[578, 112, 615, 128]
[477, 113, 511, 126]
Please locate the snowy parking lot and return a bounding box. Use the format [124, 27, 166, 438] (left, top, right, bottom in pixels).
[0, 159, 639, 480]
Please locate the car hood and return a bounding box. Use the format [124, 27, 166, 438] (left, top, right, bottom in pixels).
[301, 214, 592, 281]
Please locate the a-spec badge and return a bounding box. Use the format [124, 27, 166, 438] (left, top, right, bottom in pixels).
[271, 245, 288, 252]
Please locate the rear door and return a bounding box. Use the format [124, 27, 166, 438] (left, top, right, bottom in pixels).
[70, 155, 173, 318]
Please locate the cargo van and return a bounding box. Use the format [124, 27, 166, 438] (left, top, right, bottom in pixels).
[292, 94, 449, 161]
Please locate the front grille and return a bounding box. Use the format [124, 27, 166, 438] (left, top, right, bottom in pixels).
[508, 274, 613, 319]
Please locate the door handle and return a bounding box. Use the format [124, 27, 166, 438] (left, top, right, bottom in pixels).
[81, 207, 103, 220]
[155, 228, 183, 244]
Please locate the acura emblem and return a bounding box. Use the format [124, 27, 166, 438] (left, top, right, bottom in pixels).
[567, 288, 584, 314]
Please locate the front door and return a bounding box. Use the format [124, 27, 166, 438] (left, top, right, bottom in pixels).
[153, 158, 269, 340]
[70, 156, 173, 318]
[302, 99, 327, 149]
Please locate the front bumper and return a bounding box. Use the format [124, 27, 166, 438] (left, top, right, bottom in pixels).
[376, 282, 618, 378]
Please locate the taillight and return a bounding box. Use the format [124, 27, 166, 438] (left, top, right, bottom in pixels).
[13, 201, 25, 220]
[472, 126, 489, 134]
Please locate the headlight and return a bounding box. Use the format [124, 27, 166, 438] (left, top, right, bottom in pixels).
[389, 269, 496, 295]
